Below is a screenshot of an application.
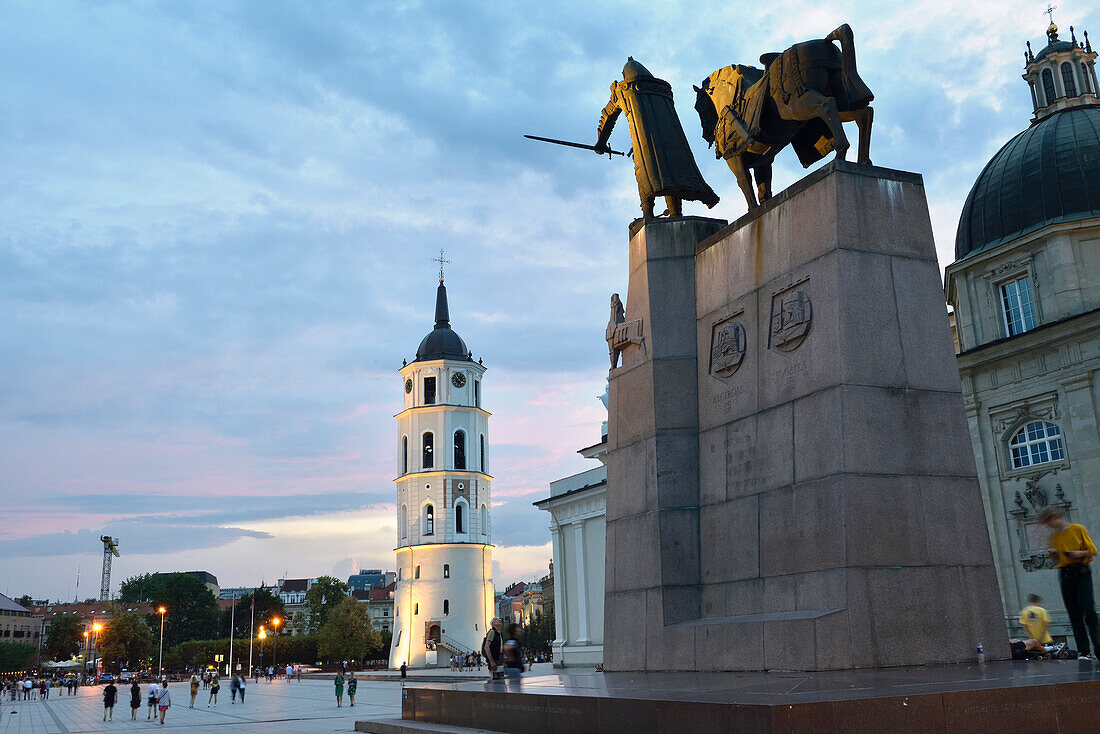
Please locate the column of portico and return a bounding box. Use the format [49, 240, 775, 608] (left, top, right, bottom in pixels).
[549, 523, 568, 651]
[1063, 372, 1100, 513]
[572, 519, 589, 645]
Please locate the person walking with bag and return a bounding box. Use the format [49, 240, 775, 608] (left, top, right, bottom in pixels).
[156, 681, 171, 725]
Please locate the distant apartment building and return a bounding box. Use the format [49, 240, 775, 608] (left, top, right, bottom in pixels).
[348, 570, 396, 592]
[277, 578, 316, 636]
[1, 593, 41, 646]
[353, 582, 396, 634]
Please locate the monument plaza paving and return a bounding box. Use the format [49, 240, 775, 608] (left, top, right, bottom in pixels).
[0, 678, 400, 734]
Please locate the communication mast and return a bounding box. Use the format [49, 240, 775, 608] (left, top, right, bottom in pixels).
[99, 536, 119, 601]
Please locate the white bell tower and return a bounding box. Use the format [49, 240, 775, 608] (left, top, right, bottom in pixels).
[389, 267, 494, 669]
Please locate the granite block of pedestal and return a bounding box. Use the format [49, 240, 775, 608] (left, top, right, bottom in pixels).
[603, 161, 1007, 672]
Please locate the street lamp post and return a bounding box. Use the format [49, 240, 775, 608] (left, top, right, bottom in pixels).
[83, 631, 89, 679]
[271, 617, 281, 677]
[91, 622, 102, 682]
[258, 627, 267, 679]
[157, 607, 167, 680]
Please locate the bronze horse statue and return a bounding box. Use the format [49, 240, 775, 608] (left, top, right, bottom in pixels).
[693, 24, 874, 210]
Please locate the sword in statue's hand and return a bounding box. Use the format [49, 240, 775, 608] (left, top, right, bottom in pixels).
[524, 134, 626, 159]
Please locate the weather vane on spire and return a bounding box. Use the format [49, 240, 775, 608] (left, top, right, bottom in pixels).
[432, 249, 451, 283]
[1045, 3, 1057, 24]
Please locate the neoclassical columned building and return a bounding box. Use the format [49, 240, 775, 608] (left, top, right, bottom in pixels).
[389, 276, 495, 669]
[946, 17, 1100, 639]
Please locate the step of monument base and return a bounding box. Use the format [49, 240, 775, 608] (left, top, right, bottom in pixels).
[389, 661, 1100, 734]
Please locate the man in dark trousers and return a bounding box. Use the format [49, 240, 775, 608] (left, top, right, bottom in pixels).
[482, 617, 504, 682]
[102, 679, 118, 721]
[1040, 506, 1100, 660]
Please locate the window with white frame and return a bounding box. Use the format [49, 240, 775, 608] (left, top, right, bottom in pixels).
[1001, 275, 1038, 336]
[1009, 421, 1065, 469]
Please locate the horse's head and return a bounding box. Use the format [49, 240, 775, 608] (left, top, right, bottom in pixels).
[693, 78, 718, 147]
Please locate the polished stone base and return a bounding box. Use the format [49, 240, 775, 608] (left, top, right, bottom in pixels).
[358, 662, 1100, 734]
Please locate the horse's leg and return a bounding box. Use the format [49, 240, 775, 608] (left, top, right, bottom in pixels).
[665, 196, 682, 217]
[756, 160, 773, 202]
[780, 89, 850, 160]
[726, 155, 757, 209]
[642, 195, 655, 220]
[839, 107, 873, 165]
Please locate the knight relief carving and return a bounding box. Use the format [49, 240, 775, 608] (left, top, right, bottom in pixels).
[710, 316, 747, 378]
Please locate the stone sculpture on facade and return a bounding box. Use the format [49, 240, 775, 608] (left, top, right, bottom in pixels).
[596, 58, 719, 219]
[693, 24, 874, 209]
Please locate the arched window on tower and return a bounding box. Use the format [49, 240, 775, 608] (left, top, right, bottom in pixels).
[402, 436, 408, 474]
[455, 499, 467, 534]
[480, 503, 489, 538]
[454, 430, 466, 470]
[1009, 421, 1065, 469]
[480, 434, 486, 472]
[1082, 63, 1093, 93]
[423, 432, 434, 469]
[399, 504, 408, 540]
[1061, 62, 1078, 97]
[443, 563, 450, 578]
[414, 564, 421, 579]
[424, 504, 434, 535]
[443, 599, 449, 615]
[1042, 67, 1057, 104]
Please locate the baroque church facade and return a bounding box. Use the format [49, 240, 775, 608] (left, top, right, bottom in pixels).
[389, 277, 495, 669]
[946, 18, 1100, 639]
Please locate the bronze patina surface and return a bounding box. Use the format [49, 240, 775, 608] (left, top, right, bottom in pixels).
[693, 23, 874, 210]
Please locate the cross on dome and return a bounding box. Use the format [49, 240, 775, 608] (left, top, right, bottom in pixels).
[432, 249, 451, 283]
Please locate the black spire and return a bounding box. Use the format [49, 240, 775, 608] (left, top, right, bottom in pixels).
[434, 281, 451, 328]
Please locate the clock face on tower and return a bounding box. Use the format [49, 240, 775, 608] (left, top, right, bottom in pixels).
[451, 372, 466, 388]
[405, 378, 413, 394]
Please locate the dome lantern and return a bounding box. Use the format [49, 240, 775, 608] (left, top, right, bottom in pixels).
[1022, 13, 1098, 122]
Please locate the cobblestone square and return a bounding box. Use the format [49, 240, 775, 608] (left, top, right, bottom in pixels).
[0, 679, 400, 734]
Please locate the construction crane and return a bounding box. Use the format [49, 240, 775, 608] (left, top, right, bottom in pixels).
[99, 536, 119, 601]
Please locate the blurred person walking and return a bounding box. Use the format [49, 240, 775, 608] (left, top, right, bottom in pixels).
[1040, 506, 1100, 659]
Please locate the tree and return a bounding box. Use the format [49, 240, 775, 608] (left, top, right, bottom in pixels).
[13, 595, 33, 608]
[0, 642, 36, 672]
[520, 609, 555, 653]
[45, 615, 85, 662]
[225, 590, 285, 638]
[304, 576, 350, 634]
[146, 573, 221, 648]
[119, 573, 160, 603]
[97, 608, 154, 672]
[316, 597, 380, 663]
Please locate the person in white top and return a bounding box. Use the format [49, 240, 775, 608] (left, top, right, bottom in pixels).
[156, 682, 171, 725]
[146, 681, 159, 720]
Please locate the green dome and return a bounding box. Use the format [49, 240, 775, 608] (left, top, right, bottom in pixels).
[954, 106, 1100, 261]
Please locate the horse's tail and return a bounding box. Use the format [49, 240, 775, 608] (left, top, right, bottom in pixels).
[826, 23, 873, 109]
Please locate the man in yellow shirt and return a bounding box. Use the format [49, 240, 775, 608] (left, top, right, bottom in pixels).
[1039, 506, 1100, 660]
[1020, 594, 1053, 644]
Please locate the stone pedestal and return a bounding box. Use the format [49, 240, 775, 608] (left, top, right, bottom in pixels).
[604, 161, 1009, 671]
